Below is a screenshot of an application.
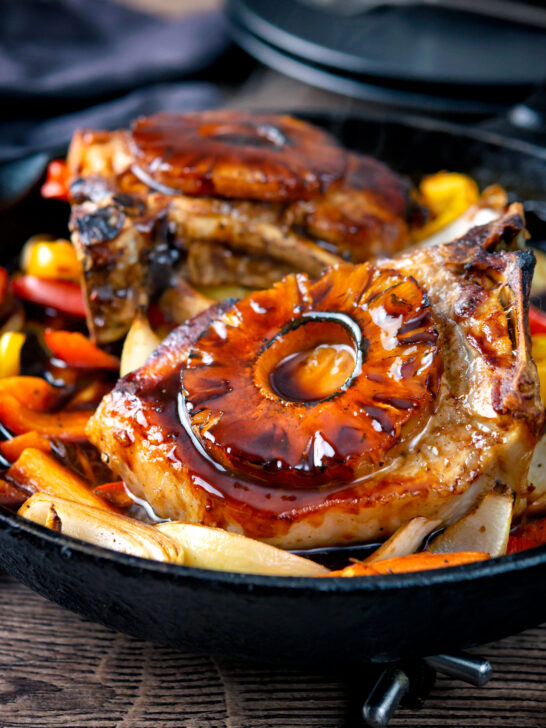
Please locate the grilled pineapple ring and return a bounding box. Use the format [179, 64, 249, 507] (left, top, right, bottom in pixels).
[181, 264, 440, 487]
[130, 111, 347, 201]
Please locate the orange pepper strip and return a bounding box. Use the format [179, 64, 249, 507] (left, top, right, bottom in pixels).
[44, 330, 120, 370]
[0, 431, 52, 461]
[8, 448, 116, 512]
[507, 517, 546, 554]
[93, 481, 133, 509]
[0, 392, 90, 441]
[326, 551, 489, 577]
[0, 377, 58, 411]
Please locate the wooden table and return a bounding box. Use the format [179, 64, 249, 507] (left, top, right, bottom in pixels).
[2, 569, 545, 728]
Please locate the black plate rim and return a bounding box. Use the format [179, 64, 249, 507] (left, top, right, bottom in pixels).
[227, 18, 510, 116]
[227, 0, 546, 88]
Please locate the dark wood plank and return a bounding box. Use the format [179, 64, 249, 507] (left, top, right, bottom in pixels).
[0, 572, 545, 728]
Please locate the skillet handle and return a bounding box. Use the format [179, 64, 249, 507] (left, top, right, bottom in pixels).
[479, 84, 546, 147]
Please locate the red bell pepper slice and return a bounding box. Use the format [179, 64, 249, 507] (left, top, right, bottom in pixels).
[507, 517, 546, 554]
[529, 305, 546, 336]
[44, 330, 119, 370]
[41, 160, 70, 201]
[12, 276, 86, 318]
[0, 267, 9, 306]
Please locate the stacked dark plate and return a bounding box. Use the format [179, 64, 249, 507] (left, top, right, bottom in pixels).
[226, 0, 546, 119]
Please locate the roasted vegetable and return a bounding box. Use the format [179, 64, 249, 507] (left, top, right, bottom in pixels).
[119, 312, 160, 377]
[366, 517, 441, 563]
[327, 552, 489, 577]
[0, 392, 90, 441]
[156, 522, 328, 576]
[428, 484, 514, 558]
[0, 331, 25, 378]
[92, 481, 133, 509]
[0, 376, 58, 410]
[19, 493, 185, 563]
[158, 279, 214, 327]
[528, 433, 546, 505]
[41, 160, 70, 201]
[12, 276, 86, 317]
[7, 448, 116, 511]
[44, 329, 119, 370]
[507, 517, 546, 554]
[414, 172, 480, 241]
[530, 306, 546, 336]
[22, 238, 81, 281]
[0, 479, 27, 508]
[0, 431, 52, 461]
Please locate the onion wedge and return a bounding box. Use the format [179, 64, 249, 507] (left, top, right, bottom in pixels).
[19, 493, 184, 564]
[528, 433, 546, 504]
[120, 312, 160, 377]
[156, 522, 329, 576]
[366, 517, 442, 563]
[428, 484, 514, 557]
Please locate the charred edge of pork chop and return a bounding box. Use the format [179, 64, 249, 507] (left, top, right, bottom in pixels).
[380, 204, 543, 435]
[440, 205, 541, 428]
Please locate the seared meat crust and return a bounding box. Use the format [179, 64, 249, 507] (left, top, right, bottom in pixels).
[88, 207, 543, 548]
[67, 114, 423, 343]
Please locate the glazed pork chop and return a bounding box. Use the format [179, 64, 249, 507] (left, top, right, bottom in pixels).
[67, 112, 424, 343]
[87, 207, 543, 549]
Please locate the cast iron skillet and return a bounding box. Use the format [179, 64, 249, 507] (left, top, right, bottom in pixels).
[0, 111, 545, 667]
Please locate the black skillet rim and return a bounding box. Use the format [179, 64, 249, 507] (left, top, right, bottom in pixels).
[2, 109, 546, 595]
[3, 507, 546, 592]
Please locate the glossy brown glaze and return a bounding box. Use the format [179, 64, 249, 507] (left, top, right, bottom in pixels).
[130, 112, 347, 202]
[182, 264, 440, 487]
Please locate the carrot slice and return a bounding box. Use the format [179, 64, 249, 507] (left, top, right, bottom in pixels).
[93, 481, 133, 509]
[44, 330, 119, 370]
[0, 392, 90, 441]
[8, 448, 116, 512]
[0, 431, 52, 461]
[326, 551, 489, 577]
[0, 377, 58, 411]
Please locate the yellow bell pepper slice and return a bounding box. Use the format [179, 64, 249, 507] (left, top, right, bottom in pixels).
[0, 332, 26, 378]
[22, 239, 81, 281]
[414, 172, 480, 241]
[533, 334, 546, 363]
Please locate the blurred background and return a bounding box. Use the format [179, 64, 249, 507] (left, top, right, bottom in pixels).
[1, 0, 546, 164]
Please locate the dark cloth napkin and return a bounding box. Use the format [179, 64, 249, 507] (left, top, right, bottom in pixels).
[0, 0, 232, 161]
